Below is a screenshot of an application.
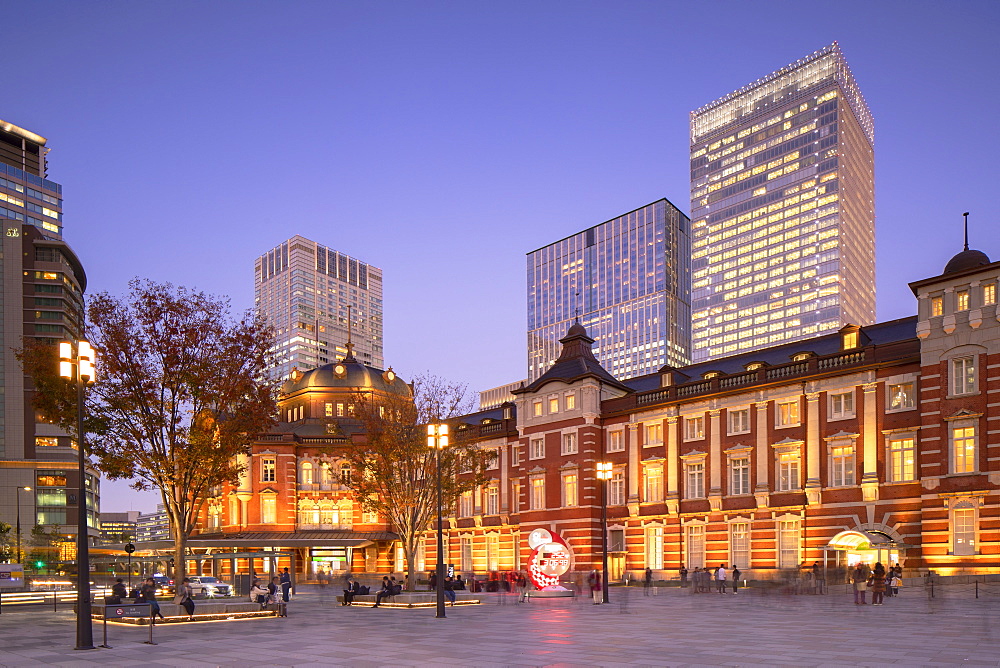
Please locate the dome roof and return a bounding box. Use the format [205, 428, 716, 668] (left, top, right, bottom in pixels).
[944, 248, 991, 275]
[281, 359, 412, 398]
[565, 321, 588, 338]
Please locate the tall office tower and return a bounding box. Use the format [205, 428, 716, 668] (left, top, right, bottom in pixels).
[689, 43, 875, 362]
[527, 199, 691, 381]
[0, 118, 99, 558]
[255, 235, 384, 380]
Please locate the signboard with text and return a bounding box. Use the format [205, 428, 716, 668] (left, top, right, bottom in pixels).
[0, 564, 25, 589]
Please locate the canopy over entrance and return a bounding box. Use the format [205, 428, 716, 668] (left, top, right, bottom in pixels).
[823, 529, 913, 568]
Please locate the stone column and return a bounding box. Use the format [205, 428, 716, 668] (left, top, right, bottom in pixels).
[754, 401, 770, 508]
[805, 392, 822, 505]
[709, 410, 722, 496]
[627, 423, 641, 512]
[861, 382, 880, 501]
[666, 416, 679, 515]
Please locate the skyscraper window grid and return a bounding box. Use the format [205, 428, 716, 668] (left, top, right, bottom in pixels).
[689, 43, 875, 362]
[526, 199, 690, 381]
[255, 235, 383, 379]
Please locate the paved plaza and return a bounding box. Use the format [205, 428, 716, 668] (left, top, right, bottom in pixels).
[2, 585, 1000, 667]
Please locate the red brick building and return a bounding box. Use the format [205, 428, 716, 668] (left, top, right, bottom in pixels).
[192, 247, 999, 580]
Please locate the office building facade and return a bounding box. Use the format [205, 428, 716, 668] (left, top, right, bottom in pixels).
[136, 505, 170, 543]
[689, 43, 875, 362]
[527, 199, 691, 382]
[0, 118, 100, 561]
[255, 236, 384, 379]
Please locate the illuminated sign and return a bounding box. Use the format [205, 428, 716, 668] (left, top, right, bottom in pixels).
[526, 528, 573, 590]
[0, 564, 25, 589]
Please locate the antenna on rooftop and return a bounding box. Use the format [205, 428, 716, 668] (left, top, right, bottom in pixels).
[963, 212, 970, 251]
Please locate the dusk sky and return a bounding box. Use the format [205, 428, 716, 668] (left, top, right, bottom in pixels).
[5, 1, 999, 512]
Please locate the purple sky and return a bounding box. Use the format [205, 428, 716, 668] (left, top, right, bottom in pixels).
[5, 1, 999, 513]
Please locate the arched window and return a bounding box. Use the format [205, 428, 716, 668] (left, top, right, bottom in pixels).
[301, 461, 314, 485]
[320, 462, 333, 485]
[340, 463, 352, 485]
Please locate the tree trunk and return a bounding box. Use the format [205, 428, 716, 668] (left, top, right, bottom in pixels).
[172, 516, 187, 585]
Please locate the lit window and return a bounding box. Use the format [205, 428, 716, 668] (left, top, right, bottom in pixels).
[340, 463, 351, 484]
[336, 403, 345, 417]
[324, 402, 333, 417]
[644, 465, 663, 502]
[956, 289, 970, 311]
[459, 491, 473, 517]
[931, 296, 943, 316]
[984, 283, 997, 305]
[484, 485, 499, 515]
[777, 452, 799, 491]
[645, 526, 664, 569]
[888, 436, 915, 482]
[830, 445, 854, 486]
[529, 438, 544, 460]
[486, 534, 500, 571]
[607, 430, 625, 453]
[777, 400, 800, 426]
[609, 472, 625, 506]
[261, 457, 276, 482]
[561, 432, 578, 455]
[549, 397, 559, 413]
[530, 477, 545, 510]
[646, 422, 663, 444]
[685, 462, 705, 499]
[300, 461, 314, 485]
[728, 409, 750, 434]
[730, 457, 750, 495]
[887, 382, 915, 411]
[952, 425, 977, 474]
[461, 537, 473, 571]
[842, 331, 859, 349]
[261, 496, 277, 524]
[684, 416, 704, 440]
[35, 436, 59, 447]
[562, 473, 578, 507]
[533, 401, 543, 417]
[510, 481, 520, 513]
[565, 393, 576, 410]
[951, 357, 976, 395]
[829, 391, 854, 419]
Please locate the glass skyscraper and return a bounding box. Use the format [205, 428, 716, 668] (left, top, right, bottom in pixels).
[689, 43, 875, 362]
[255, 235, 384, 379]
[527, 199, 691, 381]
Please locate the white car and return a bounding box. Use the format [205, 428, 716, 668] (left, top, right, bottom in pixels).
[189, 576, 232, 598]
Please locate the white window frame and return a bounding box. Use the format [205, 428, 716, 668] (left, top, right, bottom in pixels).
[772, 440, 802, 491]
[510, 445, 520, 467]
[886, 433, 917, 482]
[532, 400, 543, 417]
[950, 421, 978, 474]
[683, 415, 705, 441]
[261, 457, 276, 483]
[828, 440, 855, 487]
[609, 471, 626, 506]
[261, 495, 277, 525]
[730, 455, 751, 496]
[564, 392, 576, 411]
[727, 408, 750, 435]
[776, 399, 800, 428]
[510, 480, 520, 514]
[685, 523, 706, 569]
[460, 536, 473, 572]
[951, 356, 977, 396]
[776, 518, 801, 568]
[530, 476, 545, 510]
[644, 526, 664, 569]
[984, 282, 997, 305]
[459, 490, 474, 517]
[484, 484, 499, 516]
[828, 390, 855, 421]
[886, 379, 917, 412]
[956, 289, 970, 311]
[548, 395, 559, 414]
[561, 431, 578, 455]
[607, 429, 625, 453]
[643, 463, 663, 502]
[645, 422, 664, 445]
[684, 460, 705, 499]
[486, 534, 500, 571]
[951, 501, 979, 556]
[561, 472, 578, 507]
[729, 520, 750, 570]
[529, 438, 545, 460]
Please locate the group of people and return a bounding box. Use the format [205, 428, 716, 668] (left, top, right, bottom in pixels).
[851, 562, 902, 605]
[249, 567, 293, 617]
[676, 564, 742, 594]
[109, 576, 194, 621]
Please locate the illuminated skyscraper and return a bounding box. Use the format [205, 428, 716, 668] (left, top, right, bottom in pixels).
[527, 199, 690, 381]
[689, 43, 875, 362]
[255, 236, 383, 379]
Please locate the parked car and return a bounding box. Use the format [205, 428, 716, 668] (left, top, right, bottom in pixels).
[189, 576, 232, 598]
[151, 575, 175, 596]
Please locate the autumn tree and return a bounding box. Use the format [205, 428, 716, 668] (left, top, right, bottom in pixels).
[0, 522, 13, 563]
[345, 373, 494, 590]
[20, 280, 279, 582]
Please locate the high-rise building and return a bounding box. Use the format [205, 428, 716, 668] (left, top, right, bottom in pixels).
[0, 118, 100, 559]
[135, 504, 170, 543]
[689, 43, 875, 362]
[527, 199, 691, 381]
[99, 510, 139, 544]
[255, 236, 384, 379]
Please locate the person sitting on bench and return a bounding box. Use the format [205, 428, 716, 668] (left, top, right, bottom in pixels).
[373, 576, 401, 607]
[342, 578, 360, 606]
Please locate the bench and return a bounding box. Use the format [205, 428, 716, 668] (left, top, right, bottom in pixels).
[93, 601, 275, 623]
[335, 592, 483, 608]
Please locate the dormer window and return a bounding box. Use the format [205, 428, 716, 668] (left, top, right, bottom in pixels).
[842, 330, 859, 351]
[791, 352, 813, 362]
[745, 362, 764, 371]
[703, 371, 721, 380]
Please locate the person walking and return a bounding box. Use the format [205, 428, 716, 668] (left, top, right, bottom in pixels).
[516, 572, 528, 603]
[870, 563, 887, 606]
[891, 565, 903, 597]
[852, 565, 867, 605]
[715, 564, 727, 594]
[280, 567, 292, 603]
[644, 567, 652, 596]
[175, 578, 195, 621]
[731, 565, 741, 594]
[139, 577, 165, 620]
[588, 569, 602, 604]
[679, 564, 688, 588]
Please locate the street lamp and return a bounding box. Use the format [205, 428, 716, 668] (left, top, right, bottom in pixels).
[427, 423, 449, 619]
[59, 339, 96, 651]
[15, 485, 32, 564]
[596, 461, 612, 604]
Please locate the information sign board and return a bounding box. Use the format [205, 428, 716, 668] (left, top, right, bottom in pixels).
[0, 564, 24, 589]
[104, 603, 151, 618]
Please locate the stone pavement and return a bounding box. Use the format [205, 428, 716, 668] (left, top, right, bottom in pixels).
[1, 584, 999, 667]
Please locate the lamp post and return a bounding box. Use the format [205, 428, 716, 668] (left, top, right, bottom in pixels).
[59, 339, 96, 651]
[427, 423, 449, 619]
[15, 485, 32, 564]
[596, 462, 612, 604]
